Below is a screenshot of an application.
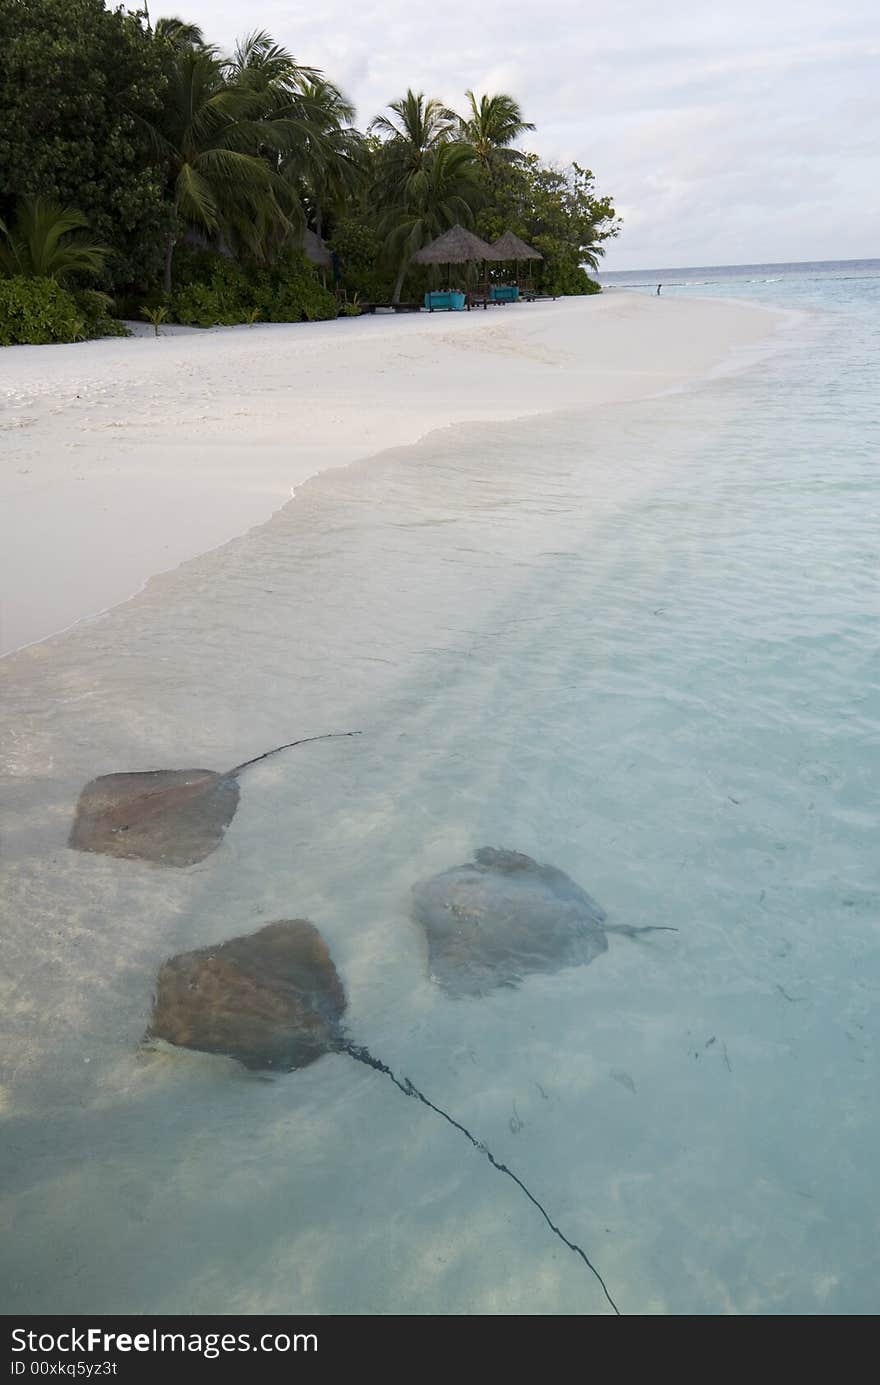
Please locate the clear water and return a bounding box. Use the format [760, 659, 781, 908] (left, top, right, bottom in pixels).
[1, 267, 878, 1315]
[600, 256, 880, 292]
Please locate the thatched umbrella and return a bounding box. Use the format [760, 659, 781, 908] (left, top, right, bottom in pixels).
[412, 224, 499, 267]
[492, 230, 542, 262]
[492, 230, 543, 294]
[411, 225, 502, 308]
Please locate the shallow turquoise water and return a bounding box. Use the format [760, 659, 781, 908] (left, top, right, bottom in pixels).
[1, 273, 878, 1314]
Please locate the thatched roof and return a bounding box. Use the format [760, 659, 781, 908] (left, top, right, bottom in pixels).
[299, 228, 332, 268]
[411, 224, 501, 265]
[492, 230, 543, 261]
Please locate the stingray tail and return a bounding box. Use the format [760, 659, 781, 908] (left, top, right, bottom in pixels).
[604, 924, 678, 938]
[340, 1038, 621, 1315]
[230, 731, 362, 777]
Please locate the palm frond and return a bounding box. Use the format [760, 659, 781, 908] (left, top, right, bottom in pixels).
[0, 198, 109, 282]
[174, 163, 220, 231]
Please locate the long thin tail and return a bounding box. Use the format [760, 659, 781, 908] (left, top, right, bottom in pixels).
[605, 924, 678, 938]
[341, 1039, 621, 1316]
[230, 731, 362, 777]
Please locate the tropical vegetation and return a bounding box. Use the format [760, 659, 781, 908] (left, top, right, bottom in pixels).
[0, 1, 620, 343]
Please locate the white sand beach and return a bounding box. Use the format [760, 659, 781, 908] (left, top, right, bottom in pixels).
[0, 292, 783, 656]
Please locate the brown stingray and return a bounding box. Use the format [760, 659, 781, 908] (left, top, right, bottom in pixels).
[69, 732, 360, 867]
[148, 919, 347, 1070]
[144, 914, 622, 1313]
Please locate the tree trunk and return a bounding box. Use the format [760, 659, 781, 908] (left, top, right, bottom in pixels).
[392, 257, 409, 305]
[163, 235, 177, 295]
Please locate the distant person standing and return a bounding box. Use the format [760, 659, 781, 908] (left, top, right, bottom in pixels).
[656, 283, 662, 295]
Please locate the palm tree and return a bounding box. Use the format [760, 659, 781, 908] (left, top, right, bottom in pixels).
[369, 91, 479, 301]
[0, 198, 109, 282]
[369, 89, 455, 149]
[376, 141, 482, 302]
[458, 91, 535, 174]
[153, 42, 296, 289]
[153, 15, 205, 48]
[224, 33, 360, 250]
[294, 77, 365, 241]
[368, 90, 456, 202]
[224, 28, 318, 93]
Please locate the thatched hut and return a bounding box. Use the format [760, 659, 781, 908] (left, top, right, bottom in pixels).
[492, 231, 543, 295]
[411, 225, 502, 308]
[491, 230, 543, 263]
[411, 224, 500, 268]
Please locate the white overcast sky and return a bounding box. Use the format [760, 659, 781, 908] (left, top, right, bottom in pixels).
[172, 0, 879, 269]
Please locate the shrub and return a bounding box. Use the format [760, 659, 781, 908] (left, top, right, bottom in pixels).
[0, 275, 82, 344]
[330, 217, 396, 305]
[257, 255, 337, 323]
[171, 249, 337, 327]
[75, 288, 129, 338]
[547, 266, 601, 296]
[0, 276, 129, 344]
[171, 254, 250, 327]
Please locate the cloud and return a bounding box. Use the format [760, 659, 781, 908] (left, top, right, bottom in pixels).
[172, 0, 879, 268]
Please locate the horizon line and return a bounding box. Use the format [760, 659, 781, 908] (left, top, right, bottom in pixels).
[600, 255, 880, 276]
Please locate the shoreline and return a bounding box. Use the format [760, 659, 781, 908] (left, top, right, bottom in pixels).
[0, 293, 787, 657]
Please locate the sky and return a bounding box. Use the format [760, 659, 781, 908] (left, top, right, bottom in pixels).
[171, 0, 879, 270]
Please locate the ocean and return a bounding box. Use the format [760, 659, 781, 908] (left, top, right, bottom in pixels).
[1, 262, 878, 1314]
[600, 256, 880, 290]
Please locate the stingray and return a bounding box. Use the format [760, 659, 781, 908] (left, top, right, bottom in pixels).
[413, 846, 675, 996]
[147, 917, 622, 1314]
[68, 732, 360, 867]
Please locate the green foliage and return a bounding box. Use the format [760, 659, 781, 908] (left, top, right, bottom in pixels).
[153, 16, 205, 49]
[369, 94, 486, 299]
[368, 91, 456, 159]
[291, 76, 366, 240]
[0, 0, 172, 289]
[153, 41, 297, 287]
[457, 91, 535, 173]
[377, 141, 482, 264]
[330, 217, 395, 303]
[545, 265, 602, 296]
[0, 276, 77, 345]
[0, 275, 111, 345]
[140, 304, 169, 336]
[261, 254, 337, 322]
[171, 253, 243, 325]
[171, 249, 336, 327]
[476, 155, 619, 295]
[0, 198, 110, 283]
[75, 287, 129, 337]
[0, 5, 618, 322]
